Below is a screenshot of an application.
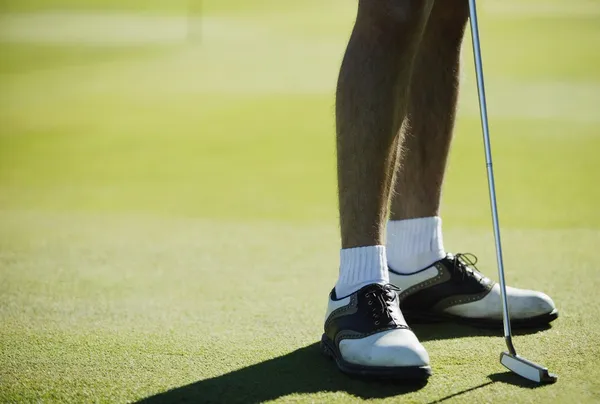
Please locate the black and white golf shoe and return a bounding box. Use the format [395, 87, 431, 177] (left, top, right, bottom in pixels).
[389, 253, 558, 328]
[321, 283, 431, 380]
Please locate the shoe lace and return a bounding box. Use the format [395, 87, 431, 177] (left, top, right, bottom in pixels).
[364, 284, 400, 326]
[453, 253, 486, 284]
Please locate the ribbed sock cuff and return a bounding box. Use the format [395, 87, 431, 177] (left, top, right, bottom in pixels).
[386, 217, 446, 274]
[335, 245, 389, 298]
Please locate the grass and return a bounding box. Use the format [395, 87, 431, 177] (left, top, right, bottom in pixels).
[1, 0, 600, 402]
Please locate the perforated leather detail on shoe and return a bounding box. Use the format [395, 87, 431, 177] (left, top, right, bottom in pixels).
[324, 284, 410, 343]
[399, 254, 494, 312]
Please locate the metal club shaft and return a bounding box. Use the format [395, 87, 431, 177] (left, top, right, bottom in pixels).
[467, 0, 515, 355]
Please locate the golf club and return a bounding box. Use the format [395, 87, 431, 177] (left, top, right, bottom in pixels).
[467, 0, 557, 384]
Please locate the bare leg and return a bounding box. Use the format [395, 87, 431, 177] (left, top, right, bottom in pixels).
[337, 0, 434, 249]
[326, 3, 437, 376]
[390, 1, 470, 220]
[382, 2, 558, 331]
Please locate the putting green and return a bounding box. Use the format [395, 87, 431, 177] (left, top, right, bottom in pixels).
[1, 1, 599, 402]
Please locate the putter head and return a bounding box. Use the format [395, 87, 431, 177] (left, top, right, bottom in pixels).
[500, 352, 557, 384]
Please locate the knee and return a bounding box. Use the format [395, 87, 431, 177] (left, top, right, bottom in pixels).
[358, 0, 433, 27]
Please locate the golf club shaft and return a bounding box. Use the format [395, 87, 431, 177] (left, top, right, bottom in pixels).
[467, 0, 516, 355]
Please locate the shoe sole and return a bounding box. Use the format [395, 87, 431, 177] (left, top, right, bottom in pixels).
[320, 334, 432, 381]
[402, 309, 559, 329]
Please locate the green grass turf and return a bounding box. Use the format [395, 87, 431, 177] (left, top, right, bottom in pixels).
[0, 0, 329, 15]
[1, 0, 600, 402]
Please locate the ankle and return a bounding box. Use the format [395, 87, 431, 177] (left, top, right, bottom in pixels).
[386, 217, 446, 274]
[335, 245, 389, 298]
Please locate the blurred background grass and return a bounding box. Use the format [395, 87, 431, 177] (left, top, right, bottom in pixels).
[1, 1, 600, 403]
[1, 0, 599, 228]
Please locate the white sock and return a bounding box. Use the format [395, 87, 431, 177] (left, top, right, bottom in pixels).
[386, 217, 446, 274]
[335, 245, 389, 298]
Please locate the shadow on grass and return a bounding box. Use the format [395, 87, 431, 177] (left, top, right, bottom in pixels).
[424, 372, 545, 404]
[488, 372, 549, 388]
[426, 381, 494, 403]
[423, 367, 548, 403]
[137, 323, 553, 403]
[136, 343, 427, 404]
[412, 322, 553, 342]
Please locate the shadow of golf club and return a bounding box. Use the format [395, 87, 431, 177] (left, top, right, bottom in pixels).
[136, 323, 553, 403]
[487, 371, 549, 388]
[425, 381, 494, 403]
[136, 343, 427, 404]
[424, 371, 546, 404]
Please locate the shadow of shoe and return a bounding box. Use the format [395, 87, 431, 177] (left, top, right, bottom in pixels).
[412, 322, 553, 342]
[136, 343, 427, 404]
